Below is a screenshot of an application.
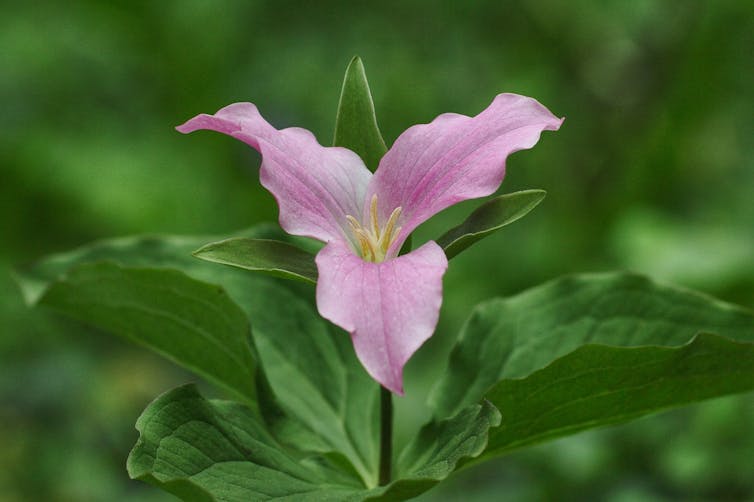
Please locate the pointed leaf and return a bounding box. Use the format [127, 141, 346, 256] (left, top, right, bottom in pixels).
[333, 56, 387, 171]
[483, 333, 754, 458]
[193, 237, 317, 283]
[437, 189, 547, 259]
[430, 272, 754, 418]
[428, 272, 754, 459]
[366, 401, 501, 501]
[395, 401, 501, 479]
[38, 262, 258, 405]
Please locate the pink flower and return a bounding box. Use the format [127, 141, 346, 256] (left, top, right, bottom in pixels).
[177, 94, 562, 394]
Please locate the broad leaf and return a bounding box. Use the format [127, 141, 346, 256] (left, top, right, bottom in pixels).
[39, 262, 258, 405]
[14, 225, 289, 305]
[14, 226, 380, 484]
[128, 384, 363, 501]
[249, 286, 381, 487]
[428, 272, 754, 458]
[333, 56, 387, 171]
[484, 333, 754, 457]
[430, 272, 754, 418]
[437, 189, 546, 259]
[193, 237, 317, 283]
[129, 384, 501, 501]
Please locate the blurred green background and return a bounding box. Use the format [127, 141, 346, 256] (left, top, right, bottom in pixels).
[2, 1, 753, 500]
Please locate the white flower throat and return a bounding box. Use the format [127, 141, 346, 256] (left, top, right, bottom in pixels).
[346, 194, 403, 263]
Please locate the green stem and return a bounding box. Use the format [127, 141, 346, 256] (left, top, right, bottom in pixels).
[378, 386, 393, 485]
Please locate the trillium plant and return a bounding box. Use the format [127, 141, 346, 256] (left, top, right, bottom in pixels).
[17, 58, 754, 500]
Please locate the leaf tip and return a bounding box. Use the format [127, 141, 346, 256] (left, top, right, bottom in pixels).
[191, 242, 216, 259]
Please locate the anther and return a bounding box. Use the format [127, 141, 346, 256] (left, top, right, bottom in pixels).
[370, 194, 380, 239]
[378, 207, 403, 251]
[344, 196, 403, 263]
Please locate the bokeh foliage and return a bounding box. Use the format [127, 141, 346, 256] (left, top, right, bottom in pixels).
[1, 0, 752, 500]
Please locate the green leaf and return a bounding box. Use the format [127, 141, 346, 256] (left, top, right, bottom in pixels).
[16, 228, 507, 499]
[14, 226, 380, 484]
[396, 401, 501, 479]
[128, 384, 364, 501]
[39, 262, 258, 405]
[437, 189, 547, 259]
[250, 292, 381, 488]
[369, 401, 501, 501]
[428, 272, 754, 458]
[13, 225, 289, 306]
[129, 384, 502, 501]
[484, 333, 754, 457]
[193, 237, 317, 283]
[333, 56, 387, 171]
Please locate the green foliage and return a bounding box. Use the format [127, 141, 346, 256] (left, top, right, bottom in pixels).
[13, 228, 380, 486]
[12, 226, 310, 305]
[333, 56, 388, 170]
[437, 189, 547, 259]
[428, 272, 754, 468]
[193, 238, 318, 284]
[4, 3, 754, 498]
[17, 229, 754, 501]
[128, 385, 502, 501]
[395, 401, 501, 480]
[128, 385, 362, 501]
[483, 333, 754, 458]
[430, 273, 754, 419]
[248, 277, 381, 489]
[38, 262, 258, 405]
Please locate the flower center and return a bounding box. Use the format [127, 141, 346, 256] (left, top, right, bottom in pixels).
[346, 194, 403, 263]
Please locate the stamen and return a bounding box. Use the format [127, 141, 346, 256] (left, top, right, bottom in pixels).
[343, 196, 403, 263]
[370, 194, 380, 239]
[381, 226, 402, 253]
[346, 215, 362, 231]
[354, 229, 376, 261]
[379, 207, 403, 250]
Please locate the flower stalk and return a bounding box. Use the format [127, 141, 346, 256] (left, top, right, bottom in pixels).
[379, 386, 393, 485]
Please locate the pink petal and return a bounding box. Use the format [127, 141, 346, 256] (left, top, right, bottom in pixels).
[177, 103, 372, 244]
[367, 93, 563, 255]
[315, 241, 448, 394]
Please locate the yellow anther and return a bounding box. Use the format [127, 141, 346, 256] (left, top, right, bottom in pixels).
[354, 228, 375, 261]
[346, 215, 362, 231]
[344, 195, 403, 263]
[370, 194, 380, 238]
[378, 207, 402, 252]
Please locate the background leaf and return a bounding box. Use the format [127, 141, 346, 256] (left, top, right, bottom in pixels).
[193, 237, 317, 283]
[437, 189, 547, 259]
[333, 56, 387, 171]
[39, 262, 258, 405]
